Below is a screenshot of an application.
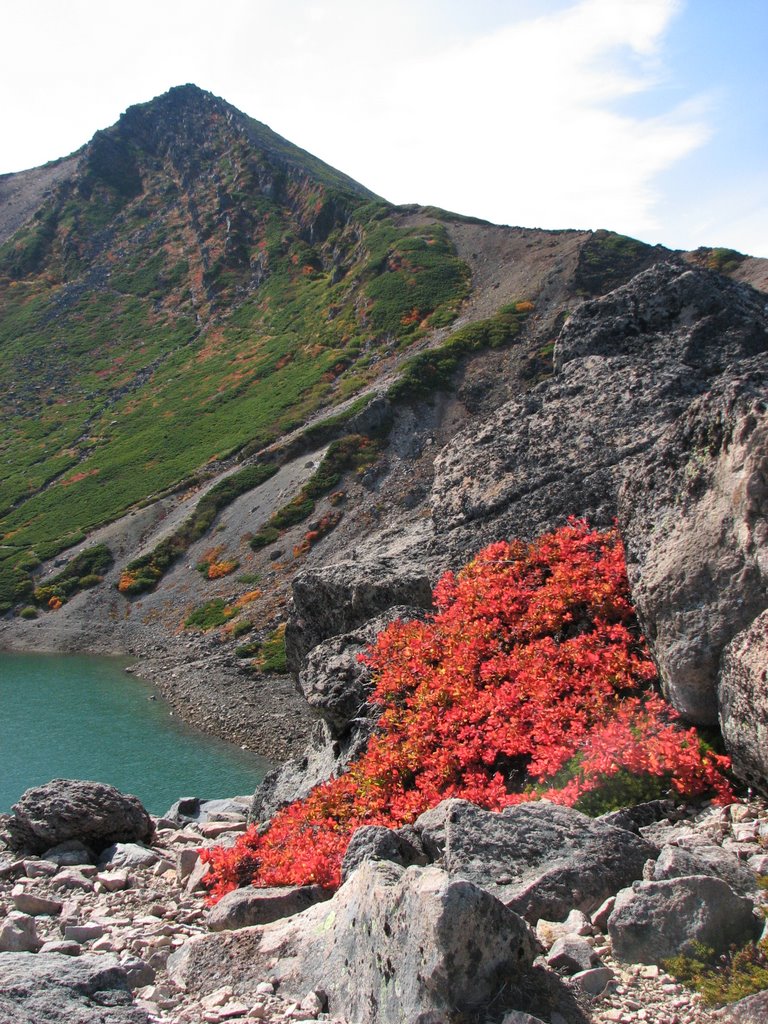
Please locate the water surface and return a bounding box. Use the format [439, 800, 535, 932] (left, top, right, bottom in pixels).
[0, 653, 270, 815]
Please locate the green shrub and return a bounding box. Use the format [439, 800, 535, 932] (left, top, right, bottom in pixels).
[663, 940, 768, 1007]
[260, 624, 287, 673]
[78, 574, 103, 589]
[32, 544, 113, 608]
[236, 639, 262, 659]
[19, 606, 38, 620]
[184, 599, 236, 631]
[251, 434, 381, 544]
[388, 301, 532, 400]
[235, 572, 261, 585]
[250, 526, 281, 550]
[120, 462, 278, 594]
[271, 496, 316, 530]
[230, 619, 253, 639]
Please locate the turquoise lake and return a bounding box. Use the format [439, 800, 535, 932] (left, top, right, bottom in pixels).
[0, 653, 270, 815]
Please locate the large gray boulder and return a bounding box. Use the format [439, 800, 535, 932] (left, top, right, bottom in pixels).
[413, 799, 657, 922]
[6, 779, 153, 855]
[620, 368, 768, 726]
[714, 989, 768, 1024]
[284, 558, 432, 674]
[719, 609, 768, 790]
[0, 952, 149, 1023]
[170, 861, 538, 1024]
[608, 875, 760, 963]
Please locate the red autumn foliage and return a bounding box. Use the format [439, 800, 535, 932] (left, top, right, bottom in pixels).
[200, 521, 732, 902]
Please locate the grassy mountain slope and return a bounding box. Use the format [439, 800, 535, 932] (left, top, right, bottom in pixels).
[0, 86, 473, 606]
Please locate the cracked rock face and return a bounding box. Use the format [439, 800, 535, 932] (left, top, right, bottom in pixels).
[620, 369, 767, 726]
[430, 261, 767, 552]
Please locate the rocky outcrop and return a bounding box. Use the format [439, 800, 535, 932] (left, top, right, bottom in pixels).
[718, 609, 768, 789]
[430, 262, 768, 554]
[0, 952, 150, 1023]
[284, 559, 433, 675]
[169, 861, 540, 1024]
[427, 261, 767, 754]
[5, 780, 153, 855]
[252, 606, 429, 823]
[607, 875, 761, 963]
[412, 799, 657, 922]
[249, 720, 343, 823]
[620, 369, 768, 725]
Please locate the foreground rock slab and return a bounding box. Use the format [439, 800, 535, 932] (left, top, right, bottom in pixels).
[0, 951, 150, 1023]
[6, 779, 153, 855]
[414, 799, 658, 922]
[170, 861, 538, 1023]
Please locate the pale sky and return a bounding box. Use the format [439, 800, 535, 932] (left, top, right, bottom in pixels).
[2, 0, 766, 256]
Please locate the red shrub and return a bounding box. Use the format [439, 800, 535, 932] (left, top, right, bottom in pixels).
[200, 520, 732, 901]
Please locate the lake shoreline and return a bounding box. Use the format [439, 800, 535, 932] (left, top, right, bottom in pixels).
[0, 653, 273, 815]
[0, 616, 318, 765]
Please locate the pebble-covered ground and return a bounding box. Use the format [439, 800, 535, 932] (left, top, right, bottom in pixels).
[1, 798, 766, 1024]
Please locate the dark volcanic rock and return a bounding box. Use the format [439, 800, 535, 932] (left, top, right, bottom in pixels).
[620, 367, 767, 725]
[6, 779, 153, 855]
[413, 799, 657, 922]
[284, 559, 433, 675]
[340, 824, 428, 881]
[170, 861, 538, 1024]
[249, 720, 344, 824]
[719, 609, 768, 790]
[597, 799, 677, 835]
[0, 952, 149, 1024]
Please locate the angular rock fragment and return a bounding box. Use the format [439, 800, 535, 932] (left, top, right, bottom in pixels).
[206, 883, 330, 931]
[608, 875, 760, 963]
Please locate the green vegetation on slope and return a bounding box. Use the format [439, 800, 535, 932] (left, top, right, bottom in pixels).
[0, 89, 472, 611]
[387, 300, 533, 400]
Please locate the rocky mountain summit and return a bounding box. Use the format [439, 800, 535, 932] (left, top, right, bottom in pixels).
[1, 85, 768, 1022]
